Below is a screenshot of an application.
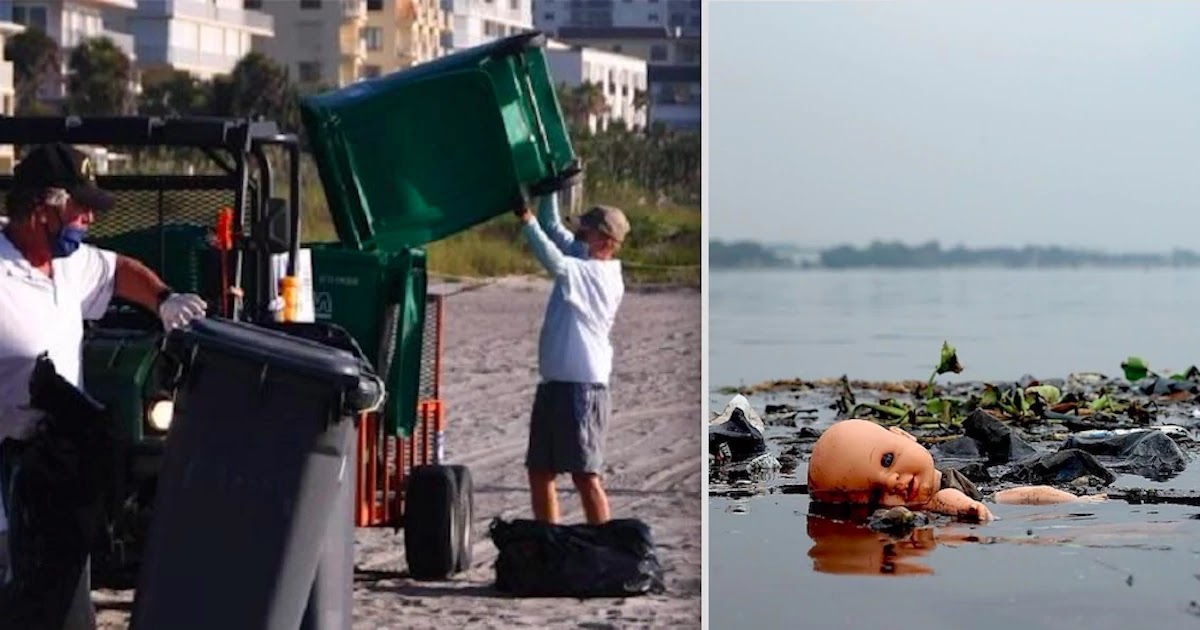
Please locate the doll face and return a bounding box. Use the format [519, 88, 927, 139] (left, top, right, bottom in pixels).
[808, 419, 940, 507]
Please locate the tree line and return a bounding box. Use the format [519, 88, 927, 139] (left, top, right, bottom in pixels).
[5, 30, 699, 205]
[817, 241, 1200, 269]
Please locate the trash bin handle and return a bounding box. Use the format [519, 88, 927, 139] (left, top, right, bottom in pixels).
[361, 372, 386, 415]
[517, 58, 556, 174]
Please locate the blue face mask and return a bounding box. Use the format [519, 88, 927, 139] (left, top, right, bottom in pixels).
[50, 225, 88, 258]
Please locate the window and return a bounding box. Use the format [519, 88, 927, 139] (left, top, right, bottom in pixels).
[298, 62, 322, 83]
[647, 13, 660, 22]
[361, 26, 382, 51]
[542, 12, 555, 21]
[649, 44, 667, 61]
[669, 12, 685, 26]
[244, 0, 263, 8]
[361, 64, 382, 79]
[300, 0, 321, 9]
[367, 0, 383, 10]
[509, 0, 520, 9]
[677, 41, 699, 64]
[11, 5, 48, 32]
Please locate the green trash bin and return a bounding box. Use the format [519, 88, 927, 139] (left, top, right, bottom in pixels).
[309, 244, 426, 437]
[300, 31, 580, 252]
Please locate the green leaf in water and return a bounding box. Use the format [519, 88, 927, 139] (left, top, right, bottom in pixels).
[937, 341, 964, 376]
[1121, 356, 1150, 382]
[1090, 394, 1114, 411]
[1025, 385, 1062, 406]
[1170, 366, 1200, 381]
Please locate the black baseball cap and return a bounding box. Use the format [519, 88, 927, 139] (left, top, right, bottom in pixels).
[13, 143, 115, 212]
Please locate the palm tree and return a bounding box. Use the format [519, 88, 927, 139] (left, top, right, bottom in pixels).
[5, 28, 61, 115]
[67, 36, 135, 115]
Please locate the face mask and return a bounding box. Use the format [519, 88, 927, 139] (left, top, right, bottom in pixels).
[50, 225, 87, 258]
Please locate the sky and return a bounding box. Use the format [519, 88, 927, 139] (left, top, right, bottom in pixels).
[708, 1, 1200, 252]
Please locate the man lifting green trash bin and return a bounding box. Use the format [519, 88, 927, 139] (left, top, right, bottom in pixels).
[0, 143, 206, 628]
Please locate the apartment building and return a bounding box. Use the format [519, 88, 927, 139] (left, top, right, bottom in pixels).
[121, 0, 273, 80]
[544, 40, 645, 132]
[360, 0, 448, 79]
[251, 0, 448, 90]
[536, 0, 699, 36]
[248, 0, 359, 89]
[533, 0, 700, 130]
[445, 0, 531, 52]
[0, 19, 21, 172]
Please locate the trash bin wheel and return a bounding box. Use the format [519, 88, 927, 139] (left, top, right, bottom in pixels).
[529, 164, 583, 197]
[449, 465, 474, 574]
[405, 465, 460, 580]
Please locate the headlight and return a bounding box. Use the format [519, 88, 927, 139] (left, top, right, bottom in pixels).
[146, 399, 174, 432]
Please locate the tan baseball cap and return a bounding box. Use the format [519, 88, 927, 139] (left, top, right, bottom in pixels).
[576, 205, 630, 243]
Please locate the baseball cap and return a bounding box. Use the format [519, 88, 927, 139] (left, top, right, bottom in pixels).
[575, 205, 630, 243]
[13, 143, 115, 212]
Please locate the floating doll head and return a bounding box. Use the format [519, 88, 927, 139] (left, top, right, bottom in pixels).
[807, 419, 942, 507]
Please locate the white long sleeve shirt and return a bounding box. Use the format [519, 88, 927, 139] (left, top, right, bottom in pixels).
[521, 196, 624, 385]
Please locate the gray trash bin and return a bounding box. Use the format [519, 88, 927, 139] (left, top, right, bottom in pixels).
[129, 318, 382, 630]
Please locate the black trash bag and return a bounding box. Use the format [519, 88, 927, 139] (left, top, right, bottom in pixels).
[1062, 430, 1189, 481]
[0, 353, 113, 629]
[1001, 449, 1116, 486]
[930, 436, 983, 461]
[962, 410, 1039, 464]
[490, 518, 666, 598]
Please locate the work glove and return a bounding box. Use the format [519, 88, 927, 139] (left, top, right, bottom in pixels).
[158, 293, 208, 330]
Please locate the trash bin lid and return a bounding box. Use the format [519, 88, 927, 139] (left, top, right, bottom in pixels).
[175, 318, 366, 392]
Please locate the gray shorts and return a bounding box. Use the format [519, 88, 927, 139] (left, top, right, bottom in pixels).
[526, 381, 610, 474]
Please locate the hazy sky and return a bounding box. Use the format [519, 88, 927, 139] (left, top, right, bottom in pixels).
[709, 1, 1200, 251]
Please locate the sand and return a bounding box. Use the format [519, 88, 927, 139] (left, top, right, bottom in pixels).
[94, 277, 702, 629]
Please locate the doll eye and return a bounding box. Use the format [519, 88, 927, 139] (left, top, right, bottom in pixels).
[881, 453, 895, 467]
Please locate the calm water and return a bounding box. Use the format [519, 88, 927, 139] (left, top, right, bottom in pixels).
[710, 268, 1200, 388]
[710, 268, 1200, 630]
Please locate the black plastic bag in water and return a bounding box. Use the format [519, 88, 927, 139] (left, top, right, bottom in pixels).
[490, 518, 666, 598]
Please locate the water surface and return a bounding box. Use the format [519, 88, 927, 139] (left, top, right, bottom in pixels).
[709, 268, 1200, 629]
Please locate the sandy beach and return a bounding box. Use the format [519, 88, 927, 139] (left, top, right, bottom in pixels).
[95, 277, 703, 629]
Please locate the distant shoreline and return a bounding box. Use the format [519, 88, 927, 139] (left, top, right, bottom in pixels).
[710, 239, 1200, 270]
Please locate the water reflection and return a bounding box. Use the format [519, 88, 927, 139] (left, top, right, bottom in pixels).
[806, 514, 943, 577]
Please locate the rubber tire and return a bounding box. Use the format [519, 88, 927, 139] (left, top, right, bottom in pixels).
[448, 465, 474, 574]
[404, 465, 459, 581]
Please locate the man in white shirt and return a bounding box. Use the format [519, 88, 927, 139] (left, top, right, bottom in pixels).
[0, 143, 207, 627]
[516, 194, 628, 525]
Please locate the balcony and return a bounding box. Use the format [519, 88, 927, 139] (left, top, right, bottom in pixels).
[0, 61, 13, 95]
[81, 0, 138, 9]
[343, 0, 366, 21]
[338, 28, 367, 60]
[139, 45, 241, 75]
[138, 0, 274, 37]
[65, 29, 137, 60]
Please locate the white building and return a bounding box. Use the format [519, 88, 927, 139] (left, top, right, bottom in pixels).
[248, 0, 357, 90]
[544, 40, 645, 132]
[0, 19, 22, 172]
[123, 0, 273, 80]
[446, 0, 531, 52]
[533, 0, 699, 131]
[2, 0, 138, 100]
